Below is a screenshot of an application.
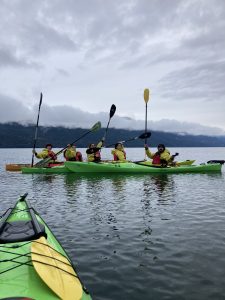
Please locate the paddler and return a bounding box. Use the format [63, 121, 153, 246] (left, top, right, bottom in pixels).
[86, 138, 105, 162]
[63, 144, 83, 161]
[144, 143, 176, 166]
[32, 143, 57, 162]
[111, 142, 126, 162]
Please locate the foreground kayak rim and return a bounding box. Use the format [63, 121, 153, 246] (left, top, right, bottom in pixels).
[65, 161, 222, 173]
[0, 194, 91, 300]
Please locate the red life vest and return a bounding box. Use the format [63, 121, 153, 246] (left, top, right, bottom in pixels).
[64, 151, 83, 161]
[48, 150, 57, 161]
[113, 150, 126, 161]
[152, 153, 161, 164]
[94, 150, 101, 161]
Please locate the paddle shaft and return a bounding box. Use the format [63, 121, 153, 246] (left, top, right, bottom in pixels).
[106, 132, 151, 148]
[145, 102, 148, 144]
[31, 93, 43, 167]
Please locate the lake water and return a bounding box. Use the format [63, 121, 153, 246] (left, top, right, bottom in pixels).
[1, 147, 225, 300]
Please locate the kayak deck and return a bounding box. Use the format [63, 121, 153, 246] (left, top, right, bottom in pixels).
[65, 161, 222, 174]
[0, 194, 91, 300]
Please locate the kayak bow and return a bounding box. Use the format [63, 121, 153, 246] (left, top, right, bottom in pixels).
[0, 194, 91, 300]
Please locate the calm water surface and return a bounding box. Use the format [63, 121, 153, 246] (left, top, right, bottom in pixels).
[1, 147, 225, 300]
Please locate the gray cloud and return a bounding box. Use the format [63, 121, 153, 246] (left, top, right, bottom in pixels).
[0, 0, 224, 133]
[159, 60, 225, 101]
[0, 95, 224, 136]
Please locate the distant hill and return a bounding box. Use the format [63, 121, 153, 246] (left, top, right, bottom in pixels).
[0, 122, 225, 148]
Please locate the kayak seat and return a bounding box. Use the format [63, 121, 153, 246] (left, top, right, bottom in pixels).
[0, 220, 46, 244]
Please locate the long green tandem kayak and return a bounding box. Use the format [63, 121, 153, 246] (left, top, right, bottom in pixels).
[0, 194, 91, 300]
[21, 160, 195, 174]
[65, 161, 222, 173]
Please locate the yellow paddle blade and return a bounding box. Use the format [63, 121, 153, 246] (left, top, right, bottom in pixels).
[31, 237, 83, 300]
[144, 88, 150, 103]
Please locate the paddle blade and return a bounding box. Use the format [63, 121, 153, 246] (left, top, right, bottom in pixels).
[32, 237, 83, 300]
[109, 104, 116, 118]
[144, 89, 150, 103]
[91, 121, 101, 132]
[139, 132, 151, 139]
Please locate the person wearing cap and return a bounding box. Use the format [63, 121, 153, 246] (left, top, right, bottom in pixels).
[63, 144, 83, 161]
[144, 144, 173, 166]
[32, 144, 57, 161]
[111, 142, 126, 162]
[86, 138, 105, 162]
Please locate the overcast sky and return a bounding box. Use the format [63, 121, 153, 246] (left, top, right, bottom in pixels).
[0, 0, 225, 136]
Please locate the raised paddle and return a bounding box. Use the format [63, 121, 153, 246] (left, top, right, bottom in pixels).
[105, 132, 151, 148]
[103, 104, 116, 142]
[143, 89, 150, 144]
[35, 121, 101, 167]
[31, 93, 43, 167]
[32, 237, 83, 300]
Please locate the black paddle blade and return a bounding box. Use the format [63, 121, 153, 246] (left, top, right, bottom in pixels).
[110, 104, 116, 118]
[139, 132, 151, 139]
[207, 160, 225, 165]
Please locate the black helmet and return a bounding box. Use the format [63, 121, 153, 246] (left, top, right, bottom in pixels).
[157, 144, 165, 150]
[115, 142, 123, 149]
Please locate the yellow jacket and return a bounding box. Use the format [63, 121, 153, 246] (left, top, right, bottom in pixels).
[146, 148, 171, 162]
[111, 149, 126, 162]
[35, 148, 49, 159]
[64, 146, 76, 160]
[35, 148, 57, 161]
[87, 141, 103, 162]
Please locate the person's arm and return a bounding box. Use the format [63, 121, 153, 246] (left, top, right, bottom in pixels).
[144, 145, 154, 159]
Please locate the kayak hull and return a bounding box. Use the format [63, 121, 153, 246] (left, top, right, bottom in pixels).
[0, 195, 91, 299]
[21, 164, 71, 174]
[65, 161, 222, 174]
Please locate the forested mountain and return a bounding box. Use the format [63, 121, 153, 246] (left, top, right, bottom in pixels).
[1, 122, 225, 148]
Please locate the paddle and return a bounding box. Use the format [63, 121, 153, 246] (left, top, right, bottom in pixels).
[207, 160, 225, 165]
[103, 104, 116, 142]
[31, 93, 43, 167]
[143, 89, 150, 144]
[35, 121, 101, 167]
[106, 132, 151, 148]
[32, 237, 83, 300]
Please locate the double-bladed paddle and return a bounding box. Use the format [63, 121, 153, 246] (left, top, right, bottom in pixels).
[31, 93, 43, 167]
[103, 104, 116, 142]
[105, 132, 151, 148]
[35, 121, 101, 167]
[144, 89, 150, 144]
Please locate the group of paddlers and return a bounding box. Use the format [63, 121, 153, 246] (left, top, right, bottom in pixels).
[33, 140, 178, 166]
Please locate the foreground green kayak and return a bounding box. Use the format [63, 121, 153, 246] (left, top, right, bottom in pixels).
[0, 194, 91, 300]
[65, 161, 222, 174]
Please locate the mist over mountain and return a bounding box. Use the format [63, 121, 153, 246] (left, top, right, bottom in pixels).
[1, 123, 225, 148]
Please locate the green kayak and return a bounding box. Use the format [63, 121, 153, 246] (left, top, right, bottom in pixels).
[65, 161, 222, 174]
[0, 194, 91, 300]
[21, 160, 195, 174]
[21, 164, 71, 174]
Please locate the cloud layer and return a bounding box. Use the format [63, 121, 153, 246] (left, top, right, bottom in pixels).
[1, 95, 224, 136]
[0, 0, 224, 131]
